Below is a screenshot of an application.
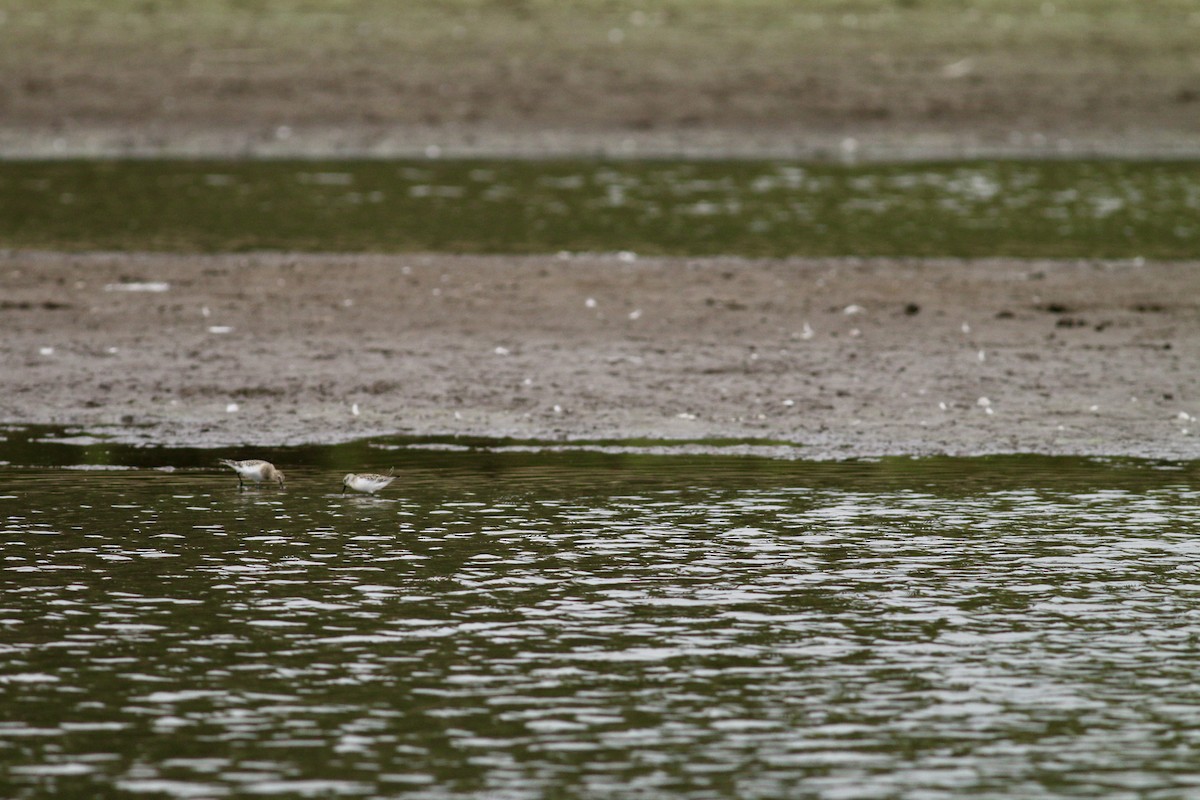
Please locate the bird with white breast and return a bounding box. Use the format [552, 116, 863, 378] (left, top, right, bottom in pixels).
[219, 458, 285, 490]
[342, 468, 396, 495]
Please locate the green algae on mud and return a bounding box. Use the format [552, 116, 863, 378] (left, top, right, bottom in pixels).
[3, 159, 1200, 258]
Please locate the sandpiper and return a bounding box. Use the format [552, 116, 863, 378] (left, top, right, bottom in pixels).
[219, 458, 285, 489]
[342, 468, 395, 495]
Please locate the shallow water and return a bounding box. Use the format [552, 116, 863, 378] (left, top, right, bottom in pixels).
[4, 430, 1200, 799]
[4, 159, 1199, 258]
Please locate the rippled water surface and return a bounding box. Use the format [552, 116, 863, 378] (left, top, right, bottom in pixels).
[5, 159, 1200, 258]
[4, 432, 1200, 798]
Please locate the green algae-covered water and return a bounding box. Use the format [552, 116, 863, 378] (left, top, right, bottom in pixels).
[4, 428, 1200, 798]
[4, 159, 1200, 258]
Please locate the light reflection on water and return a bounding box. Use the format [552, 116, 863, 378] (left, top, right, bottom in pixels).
[3, 448, 1200, 799]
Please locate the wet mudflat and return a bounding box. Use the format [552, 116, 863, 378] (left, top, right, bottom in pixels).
[4, 433, 1200, 798]
[4, 251, 1197, 460]
[5, 1, 1198, 161]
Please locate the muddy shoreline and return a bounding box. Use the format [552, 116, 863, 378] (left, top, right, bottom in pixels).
[3, 251, 1197, 459]
[7, 125, 1200, 162]
[6, 3, 1200, 165]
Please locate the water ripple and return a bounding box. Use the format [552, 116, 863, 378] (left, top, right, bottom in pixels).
[3, 458, 1200, 798]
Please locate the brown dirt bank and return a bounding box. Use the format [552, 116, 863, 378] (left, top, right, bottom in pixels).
[3, 1, 1200, 160]
[2, 251, 1198, 459]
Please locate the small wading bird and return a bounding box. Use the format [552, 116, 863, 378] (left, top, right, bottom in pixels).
[342, 468, 396, 495]
[219, 458, 285, 490]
